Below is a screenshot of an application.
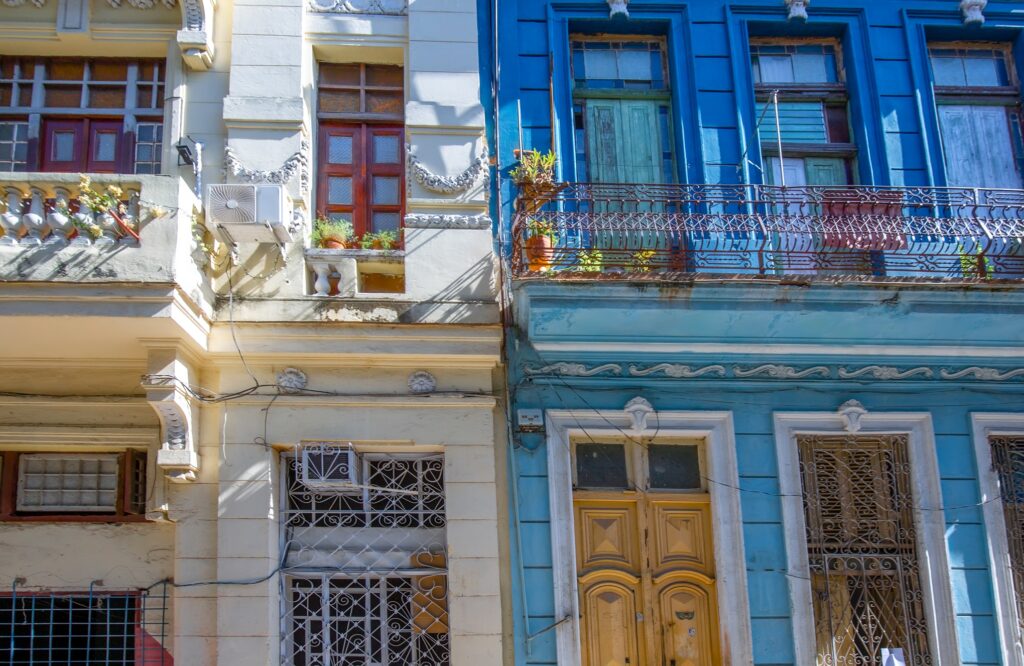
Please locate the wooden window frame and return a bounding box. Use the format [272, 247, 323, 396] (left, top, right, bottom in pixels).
[0, 450, 148, 522]
[316, 63, 406, 240]
[0, 56, 165, 175]
[929, 41, 1020, 99]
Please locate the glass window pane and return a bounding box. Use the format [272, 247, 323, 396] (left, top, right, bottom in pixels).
[320, 90, 360, 114]
[931, 56, 967, 86]
[45, 85, 81, 107]
[583, 50, 618, 81]
[366, 91, 403, 115]
[94, 132, 116, 162]
[964, 55, 1005, 87]
[371, 212, 400, 232]
[365, 65, 403, 87]
[89, 86, 125, 109]
[373, 176, 400, 204]
[758, 55, 795, 83]
[328, 177, 352, 205]
[373, 135, 400, 163]
[52, 131, 75, 161]
[328, 135, 353, 164]
[617, 50, 652, 81]
[649, 444, 701, 490]
[792, 52, 829, 83]
[576, 443, 628, 488]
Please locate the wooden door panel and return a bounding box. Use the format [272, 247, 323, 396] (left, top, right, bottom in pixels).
[575, 501, 640, 573]
[580, 579, 643, 666]
[658, 582, 718, 666]
[42, 119, 86, 172]
[648, 501, 712, 575]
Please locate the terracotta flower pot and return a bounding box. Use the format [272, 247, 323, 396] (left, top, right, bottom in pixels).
[525, 234, 553, 272]
[322, 237, 347, 249]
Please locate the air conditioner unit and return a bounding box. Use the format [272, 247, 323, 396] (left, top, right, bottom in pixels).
[206, 184, 294, 245]
[301, 443, 360, 492]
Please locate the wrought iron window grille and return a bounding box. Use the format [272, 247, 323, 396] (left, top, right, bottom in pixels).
[280, 450, 449, 666]
[990, 435, 1024, 642]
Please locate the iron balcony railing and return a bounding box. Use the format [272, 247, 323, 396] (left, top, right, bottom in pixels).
[511, 182, 1024, 281]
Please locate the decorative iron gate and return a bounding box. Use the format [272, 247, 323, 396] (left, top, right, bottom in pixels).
[797, 434, 932, 666]
[280, 448, 449, 666]
[990, 435, 1024, 640]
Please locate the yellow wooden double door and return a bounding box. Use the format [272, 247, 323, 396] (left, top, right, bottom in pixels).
[575, 491, 719, 666]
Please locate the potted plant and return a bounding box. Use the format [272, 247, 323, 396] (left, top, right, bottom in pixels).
[511, 149, 564, 216]
[311, 216, 354, 249]
[958, 245, 995, 279]
[524, 218, 557, 272]
[359, 230, 399, 250]
[77, 175, 127, 244]
[576, 249, 604, 273]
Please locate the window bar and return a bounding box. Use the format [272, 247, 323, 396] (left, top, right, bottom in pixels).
[321, 574, 330, 666]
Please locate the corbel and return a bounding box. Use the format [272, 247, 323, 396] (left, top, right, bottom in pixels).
[960, 0, 987, 25]
[838, 399, 868, 433]
[177, 0, 215, 70]
[624, 396, 655, 435]
[606, 0, 627, 19]
[142, 348, 200, 482]
[785, 0, 808, 21]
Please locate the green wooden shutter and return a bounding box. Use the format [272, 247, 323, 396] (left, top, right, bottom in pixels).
[620, 100, 662, 184]
[585, 99, 663, 184]
[756, 101, 828, 144]
[586, 100, 626, 183]
[804, 158, 847, 186]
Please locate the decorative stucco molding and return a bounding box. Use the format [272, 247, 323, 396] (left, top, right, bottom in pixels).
[733, 364, 831, 379]
[624, 396, 654, 434]
[308, 0, 406, 13]
[276, 367, 308, 393]
[225, 140, 311, 195]
[407, 145, 488, 195]
[403, 213, 491, 230]
[107, 0, 176, 7]
[607, 0, 628, 18]
[837, 399, 868, 433]
[141, 367, 199, 483]
[838, 365, 934, 380]
[940, 367, 1024, 381]
[177, 0, 213, 70]
[628, 363, 726, 378]
[3, 0, 46, 6]
[524, 362, 622, 377]
[408, 371, 437, 395]
[785, 0, 808, 21]
[961, 0, 987, 25]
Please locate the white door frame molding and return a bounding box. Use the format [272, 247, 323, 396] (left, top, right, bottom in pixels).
[774, 409, 959, 666]
[544, 405, 753, 666]
[971, 412, 1024, 666]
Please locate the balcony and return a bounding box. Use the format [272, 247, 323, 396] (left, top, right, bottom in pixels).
[511, 183, 1024, 282]
[0, 173, 203, 287]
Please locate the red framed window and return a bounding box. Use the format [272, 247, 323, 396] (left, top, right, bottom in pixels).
[0, 450, 148, 522]
[0, 57, 164, 175]
[317, 63, 404, 239]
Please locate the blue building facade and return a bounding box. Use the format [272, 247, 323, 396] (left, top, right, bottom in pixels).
[481, 1, 1024, 665]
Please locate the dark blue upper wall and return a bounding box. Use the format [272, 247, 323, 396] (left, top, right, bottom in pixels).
[478, 0, 1024, 232]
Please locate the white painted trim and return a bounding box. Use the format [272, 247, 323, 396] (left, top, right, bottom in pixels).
[533, 340, 1024, 358]
[0, 425, 159, 447]
[774, 411, 959, 665]
[971, 413, 1024, 666]
[544, 408, 753, 666]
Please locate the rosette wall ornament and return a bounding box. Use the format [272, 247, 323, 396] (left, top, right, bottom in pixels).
[961, 0, 987, 24]
[308, 0, 407, 13]
[407, 143, 488, 195]
[785, 0, 808, 21]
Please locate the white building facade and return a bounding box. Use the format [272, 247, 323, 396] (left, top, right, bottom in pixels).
[0, 0, 508, 664]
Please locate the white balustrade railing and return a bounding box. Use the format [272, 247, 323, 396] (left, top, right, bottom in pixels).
[305, 250, 359, 297]
[0, 181, 142, 247]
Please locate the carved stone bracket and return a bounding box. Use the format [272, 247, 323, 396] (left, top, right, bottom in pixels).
[177, 0, 214, 70]
[785, 0, 808, 21]
[142, 350, 199, 483]
[407, 144, 488, 195]
[225, 139, 310, 195]
[961, 0, 987, 24]
[838, 400, 868, 433]
[624, 396, 654, 434]
[607, 0, 628, 18]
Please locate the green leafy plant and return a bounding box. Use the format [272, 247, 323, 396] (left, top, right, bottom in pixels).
[311, 216, 354, 248]
[526, 218, 557, 242]
[71, 215, 102, 239]
[958, 245, 994, 279]
[76, 175, 126, 216]
[510, 149, 557, 186]
[629, 249, 657, 272]
[576, 249, 603, 273]
[360, 229, 399, 250]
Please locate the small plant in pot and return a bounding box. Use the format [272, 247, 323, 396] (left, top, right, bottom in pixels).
[311, 216, 354, 249]
[576, 249, 604, 273]
[511, 149, 563, 216]
[524, 218, 557, 272]
[359, 230, 399, 250]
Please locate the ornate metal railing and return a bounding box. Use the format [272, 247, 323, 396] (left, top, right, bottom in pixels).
[511, 182, 1024, 280]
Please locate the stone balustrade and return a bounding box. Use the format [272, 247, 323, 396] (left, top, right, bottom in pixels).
[305, 248, 404, 297]
[0, 177, 144, 247]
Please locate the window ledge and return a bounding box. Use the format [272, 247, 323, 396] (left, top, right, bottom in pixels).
[306, 247, 404, 263]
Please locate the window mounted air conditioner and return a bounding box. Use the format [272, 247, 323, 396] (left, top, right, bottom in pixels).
[206, 183, 294, 245]
[301, 443, 360, 492]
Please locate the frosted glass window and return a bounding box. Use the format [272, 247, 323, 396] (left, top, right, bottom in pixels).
[372, 212, 400, 232]
[52, 131, 74, 161]
[373, 176, 400, 205]
[751, 43, 838, 85]
[373, 135, 400, 164]
[571, 39, 667, 90]
[328, 176, 352, 205]
[134, 122, 162, 175]
[930, 47, 1011, 87]
[0, 121, 29, 171]
[328, 135, 353, 164]
[94, 132, 116, 162]
[17, 454, 119, 512]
